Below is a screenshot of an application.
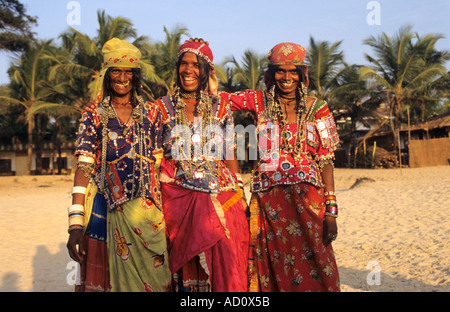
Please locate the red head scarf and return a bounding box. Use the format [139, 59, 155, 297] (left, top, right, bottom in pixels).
[178, 38, 213, 65]
[268, 42, 306, 65]
[268, 42, 309, 87]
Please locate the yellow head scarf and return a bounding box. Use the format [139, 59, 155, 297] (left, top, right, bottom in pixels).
[91, 38, 141, 102]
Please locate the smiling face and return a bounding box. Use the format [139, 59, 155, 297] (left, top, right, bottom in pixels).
[178, 52, 201, 93]
[274, 64, 299, 98]
[109, 67, 133, 98]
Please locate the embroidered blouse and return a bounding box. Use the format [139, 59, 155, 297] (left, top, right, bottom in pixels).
[156, 95, 237, 193]
[74, 99, 163, 210]
[220, 90, 339, 192]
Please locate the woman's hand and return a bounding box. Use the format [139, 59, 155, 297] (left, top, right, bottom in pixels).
[323, 216, 338, 246]
[208, 66, 219, 95]
[67, 229, 86, 263]
[84, 100, 98, 111]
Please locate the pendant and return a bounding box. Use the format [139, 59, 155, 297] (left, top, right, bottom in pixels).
[194, 170, 204, 179]
[213, 133, 223, 144]
[191, 133, 201, 143]
[209, 180, 218, 189]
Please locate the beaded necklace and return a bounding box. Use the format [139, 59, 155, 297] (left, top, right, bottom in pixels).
[180, 91, 201, 100]
[265, 83, 308, 157]
[277, 96, 296, 106]
[98, 95, 145, 195]
[173, 88, 219, 179]
[111, 98, 132, 106]
[111, 105, 133, 136]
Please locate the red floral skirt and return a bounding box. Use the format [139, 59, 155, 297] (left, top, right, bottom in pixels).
[248, 183, 340, 292]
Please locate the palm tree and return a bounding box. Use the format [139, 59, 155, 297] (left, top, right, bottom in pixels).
[0, 39, 62, 174]
[406, 33, 450, 122]
[150, 25, 190, 97]
[0, 93, 27, 145]
[96, 10, 137, 47]
[0, 0, 37, 52]
[306, 36, 350, 101]
[214, 64, 239, 93]
[358, 25, 449, 151]
[224, 50, 267, 91]
[432, 71, 450, 113]
[331, 65, 384, 167]
[44, 32, 95, 113]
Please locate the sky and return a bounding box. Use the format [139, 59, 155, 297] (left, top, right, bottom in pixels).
[0, 0, 449, 85]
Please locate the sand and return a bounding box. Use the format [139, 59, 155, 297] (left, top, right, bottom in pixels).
[0, 166, 449, 292]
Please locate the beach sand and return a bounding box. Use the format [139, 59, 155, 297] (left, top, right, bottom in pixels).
[0, 166, 449, 292]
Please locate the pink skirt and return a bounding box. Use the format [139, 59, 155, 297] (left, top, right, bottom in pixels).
[161, 160, 249, 292]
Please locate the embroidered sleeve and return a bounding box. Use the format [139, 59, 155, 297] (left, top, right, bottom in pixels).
[74, 109, 100, 160]
[154, 98, 170, 124]
[146, 102, 164, 152]
[312, 101, 340, 168]
[155, 98, 174, 159]
[219, 90, 265, 114]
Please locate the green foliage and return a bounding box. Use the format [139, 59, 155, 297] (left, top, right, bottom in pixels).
[0, 3, 449, 174]
[0, 0, 37, 52]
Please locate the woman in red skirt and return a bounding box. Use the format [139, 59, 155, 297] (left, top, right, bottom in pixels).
[215, 42, 341, 291]
[155, 38, 249, 292]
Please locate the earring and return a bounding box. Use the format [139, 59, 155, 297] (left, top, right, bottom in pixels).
[298, 82, 307, 111]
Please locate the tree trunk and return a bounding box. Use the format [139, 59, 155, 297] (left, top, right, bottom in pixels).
[388, 93, 400, 154]
[56, 120, 62, 175]
[26, 117, 34, 175]
[348, 117, 357, 168]
[34, 115, 42, 175]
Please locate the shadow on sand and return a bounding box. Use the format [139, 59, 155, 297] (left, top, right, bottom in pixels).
[1, 244, 447, 292]
[0, 243, 73, 292]
[338, 266, 449, 292]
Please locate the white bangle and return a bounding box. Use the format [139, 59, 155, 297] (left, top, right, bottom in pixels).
[78, 155, 95, 163]
[68, 204, 84, 213]
[72, 186, 87, 195]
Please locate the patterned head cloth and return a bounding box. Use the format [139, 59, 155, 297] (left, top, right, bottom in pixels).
[178, 38, 214, 65]
[268, 42, 309, 87]
[268, 42, 306, 65]
[102, 38, 141, 69]
[92, 38, 141, 101]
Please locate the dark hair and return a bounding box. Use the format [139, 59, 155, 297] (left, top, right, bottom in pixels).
[102, 67, 142, 106]
[176, 52, 210, 92]
[264, 64, 308, 91]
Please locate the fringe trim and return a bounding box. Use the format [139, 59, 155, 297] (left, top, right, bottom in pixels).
[198, 252, 211, 292]
[210, 194, 231, 239]
[82, 180, 97, 232]
[159, 172, 175, 183]
[220, 187, 243, 212]
[248, 195, 260, 292]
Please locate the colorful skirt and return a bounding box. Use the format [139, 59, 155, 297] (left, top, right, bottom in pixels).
[161, 176, 249, 292]
[248, 183, 340, 292]
[77, 181, 110, 292]
[107, 197, 172, 292]
[77, 182, 171, 292]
